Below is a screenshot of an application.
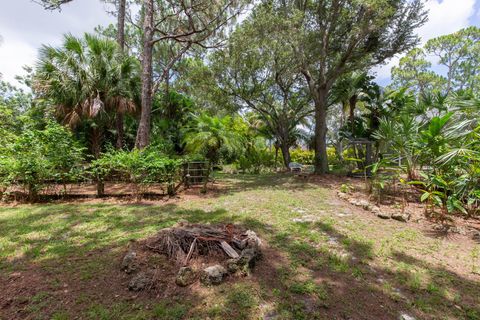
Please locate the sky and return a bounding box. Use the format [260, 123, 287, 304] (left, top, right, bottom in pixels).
[0, 0, 480, 87]
[373, 0, 480, 85]
[0, 0, 115, 85]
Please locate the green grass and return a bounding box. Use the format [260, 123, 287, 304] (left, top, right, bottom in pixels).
[0, 173, 479, 320]
[153, 302, 189, 320]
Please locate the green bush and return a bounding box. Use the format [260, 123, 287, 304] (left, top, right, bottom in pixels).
[90, 148, 183, 197]
[40, 121, 85, 186]
[235, 147, 275, 174]
[0, 121, 84, 201]
[290, 148, 314, 165]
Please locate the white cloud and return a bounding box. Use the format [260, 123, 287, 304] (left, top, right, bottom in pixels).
[374, 0, 476, 85]
[0, 37, 37, 84]
[0, 0, 115, 87]
[418, 0, 475, 42]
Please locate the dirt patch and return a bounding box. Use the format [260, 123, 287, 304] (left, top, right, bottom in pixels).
[0, 233, 269, 320]
[322, 174, 480, 243]
[0, 180, 229, 207]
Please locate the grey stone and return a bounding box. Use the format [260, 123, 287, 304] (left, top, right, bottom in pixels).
[374, 208, 391, 219]
[121, 251, 137, 274]
[263, 310, 279, 320]
[200, 265, 227, 285]
[399, 313, 416, 320]
[292, 215, 318, 223]
[377, 213, 392, 219]
[227, 247, 259, 274]
[175, 267, 195, 287]
[392, 212, 409, 222]
[128, 272, 151, 291]
[370, 206, 381, 214]
[348, 198, 371, 210]
[452, 226, 468, 236]
[240, 247, 258, 265]
[349, 199, 359, 206]
[226, 258, 240, 273]
[327, 236, 339, 245]
[358, 200, 371, 210]
[245, 230, 262, 249]
[337, 212, 352, 217]
[337, 192, 349, 200]
[234, 238, 247, 250]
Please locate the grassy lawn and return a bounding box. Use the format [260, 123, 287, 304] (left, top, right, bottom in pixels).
[1, 174, 479, 320]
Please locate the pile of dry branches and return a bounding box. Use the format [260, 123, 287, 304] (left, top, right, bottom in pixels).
[146, 223, 259, 265]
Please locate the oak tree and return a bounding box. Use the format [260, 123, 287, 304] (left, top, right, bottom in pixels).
[263, 0, 427, 173]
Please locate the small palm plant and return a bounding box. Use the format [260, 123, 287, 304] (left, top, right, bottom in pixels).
[184, 114, 244, 164]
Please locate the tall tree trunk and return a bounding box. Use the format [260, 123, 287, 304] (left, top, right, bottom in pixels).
[337, 103, 345, 161]
[280, 142, 291, 170]
[117, 0, 126, 51]
[336, 140, 343, 161]
[115, 113, 124, 149]
[274, 145, 279, 170]
[91, 127, 104, 197]
[314, 88, 329, 174]
[135, 0, 154, 149]
[349, 94, 357, 132]
[115, 0, 126, 149]
[91, 127, 102, 159]
[28, 183, 38, 203]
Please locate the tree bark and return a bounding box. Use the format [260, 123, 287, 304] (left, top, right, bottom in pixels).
[135, 0, 154, 149]
[336, 140, 343, 161]
[91, 127, 102, 159]
[349, 94, 357, 132]
[117, 0, 126, 52]
[91, 126, 105, 197]
[115, 113, 124, 149]
[274, 145, 279, 170]
[115, 0, 126, 149]
[280, 142, 291, 170]
[314, 88, 329, 174]
[28, 183, 38, 203]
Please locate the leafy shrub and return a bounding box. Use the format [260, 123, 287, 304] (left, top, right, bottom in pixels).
[339, 183, 354, 193]
[5, 130, 50, 201]
[184, 114, 243, 164]
[288, 148, 342, 168]
[235, 144, 275, 174]
[290, 148, 314, 165]
[40, 121, 85, 186]
[90, 148, 183, 197]
[373, 96, 480, 216]
[0, 121, 84, 201]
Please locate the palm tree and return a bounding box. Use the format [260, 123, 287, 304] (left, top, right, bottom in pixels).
[35, 33, 139, 157]
[331, 72, 372, 132]
[184, 114, 243, 164]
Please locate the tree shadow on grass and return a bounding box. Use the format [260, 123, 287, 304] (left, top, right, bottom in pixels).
[389, 251, 480, 318]
[0, 204, 231, 271]
[261, 220, 480, 320]
[1, 203, 479, 320]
